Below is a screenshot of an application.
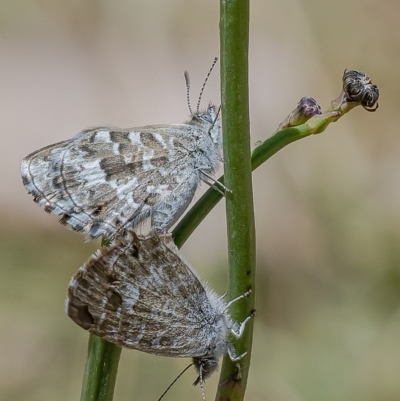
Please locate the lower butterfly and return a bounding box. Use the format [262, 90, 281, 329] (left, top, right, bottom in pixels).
[66, 231, 253, 400]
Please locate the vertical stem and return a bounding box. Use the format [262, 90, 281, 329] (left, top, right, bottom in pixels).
[80, 335, 122, 401]
[217, 1, 255, 401]
[80, 238, 122, 401]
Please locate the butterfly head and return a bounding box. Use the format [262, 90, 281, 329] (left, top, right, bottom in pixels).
[192, 353, 220, 386]
[193, 103, 221, 146]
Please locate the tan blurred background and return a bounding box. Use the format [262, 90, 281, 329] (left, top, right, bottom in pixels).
[1, 1, 399, 400]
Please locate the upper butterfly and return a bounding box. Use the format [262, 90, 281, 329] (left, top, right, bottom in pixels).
[20, 63, 221, 240]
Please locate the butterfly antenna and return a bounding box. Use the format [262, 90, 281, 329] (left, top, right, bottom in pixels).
[199, 365, 206, 401]
[184, 71, 193, 115]
[196, 57, 218, 114]
[157, 363, 194, 401]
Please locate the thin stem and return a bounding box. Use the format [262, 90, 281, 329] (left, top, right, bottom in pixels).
[80, 335, 121, 401]
[216, 1, 254, 401]
[80, 238, 122, 401]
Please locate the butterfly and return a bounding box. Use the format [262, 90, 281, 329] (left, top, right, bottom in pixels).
[21, 60, 222, 240]
[66, 231, 252, 398]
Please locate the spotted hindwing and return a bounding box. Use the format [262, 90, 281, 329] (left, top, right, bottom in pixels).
[66, 232, 223, 358]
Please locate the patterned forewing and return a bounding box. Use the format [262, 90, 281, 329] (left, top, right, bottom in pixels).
[22, 125, 201, 238]
[66, 232, 215, 357]
[21, 140, 73, 215]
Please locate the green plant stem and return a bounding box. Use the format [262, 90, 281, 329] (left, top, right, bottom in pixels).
[215, 1, 254, 401]
[80, 335, 122, 401]
[80, 237, 122, 401]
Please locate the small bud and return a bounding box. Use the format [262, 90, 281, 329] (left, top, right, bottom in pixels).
[297, 96, 322, 119]
[342, 70, 379, 112]
[278, 96, 322, 130]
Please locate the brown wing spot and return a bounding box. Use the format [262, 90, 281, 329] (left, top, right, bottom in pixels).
[60, 214, 70, 224]
[60, 214, 85, 232]
[163, 264, 176, 280]
[21, 174, 30, 187]
[138, 338, 152, 348]
[92, 203, 107, 216]
[106, 289, 123, 307]
[119, 319, 131, 331]
[100, 157, 141, 180]
[140, 132, 164, 152]
[125, 162, 140, 175]
[172, 138, 181, 148]
[178, 285, 196, 298]
[118, 143, 138, 156]
[127, 244, 139, 258]
[67, 300, 94, 330]
[88, 133, 97, 143]
[110, 131, 130, 143]
[159, 336, 172, 347]
[80, 144, 97, 157]
[99, 157, 125, 180]
[132, 302, 152, 314]
[52, 176, 63, 188]
[144, 193, 160, 206]
[151, 156, 169, 168]
[178, 285, 189, 299]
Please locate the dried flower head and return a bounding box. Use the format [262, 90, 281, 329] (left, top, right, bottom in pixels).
[342, 70, 379, 112]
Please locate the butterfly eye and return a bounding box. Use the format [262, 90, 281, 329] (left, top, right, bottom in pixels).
[202, 114, 213, 124]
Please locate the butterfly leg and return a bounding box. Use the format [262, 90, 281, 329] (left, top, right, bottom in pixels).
[227, 342, 247, 362]
[226, 309, 255, 363]
[230, 311, 255, 339]
[218, 292, 228, 300]
[224, 289, 251, 311]
[199, 169, 232, 195]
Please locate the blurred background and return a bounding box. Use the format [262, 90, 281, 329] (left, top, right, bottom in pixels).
[1, 1, 399, 400]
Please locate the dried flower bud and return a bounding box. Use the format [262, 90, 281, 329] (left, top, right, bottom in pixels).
[297, 96, 322, 119]
[342, 70, 379, 112]
[277, 96, 322, 130]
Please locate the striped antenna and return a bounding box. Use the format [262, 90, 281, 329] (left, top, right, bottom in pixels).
[199, 365, 206, 401]
[196, 57, 218, 113]
[184, 71, 192, 115]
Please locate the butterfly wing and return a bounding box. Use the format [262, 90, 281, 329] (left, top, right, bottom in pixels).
[21, 139, 71, 215]
[66, 232, 217, 358]
[21, 125, 201, 238]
